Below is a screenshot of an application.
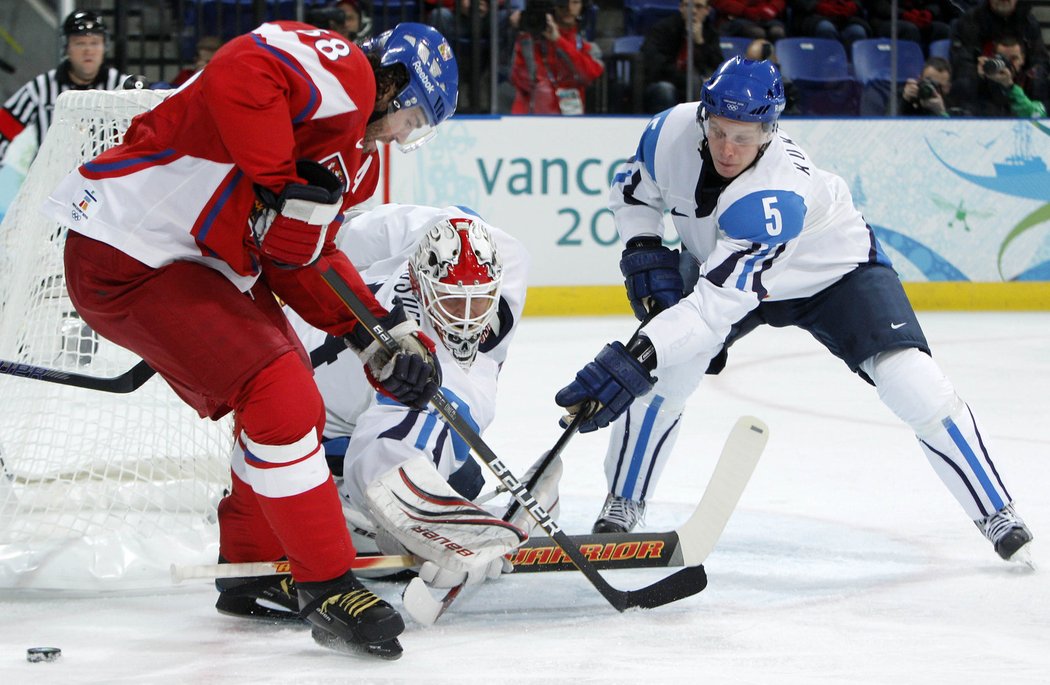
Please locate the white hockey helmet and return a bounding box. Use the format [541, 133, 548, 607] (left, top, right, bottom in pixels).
[409, 217, 503, 368]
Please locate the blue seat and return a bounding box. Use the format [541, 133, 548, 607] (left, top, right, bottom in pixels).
[775, 37, 851, 80]
[851, 38, 926, 84]
[623, 0, 679, 36]
[371, 0, 421, 34]
[607, 35, 646, 113]
[719, 36, 754, 59]
[774, 38, 859, 115]
[928, 38, 951, 60]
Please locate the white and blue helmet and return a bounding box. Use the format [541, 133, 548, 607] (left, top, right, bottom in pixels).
[365, 23, 458, 151]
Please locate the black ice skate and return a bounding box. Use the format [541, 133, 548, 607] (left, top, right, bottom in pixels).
[976, 503, 1034, 566]
[592, 493, 646, 534]
[298, 569, 406, 660]
[214, 562, 301, 623]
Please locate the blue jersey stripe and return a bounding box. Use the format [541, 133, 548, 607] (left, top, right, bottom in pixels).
[83, 148, 177, 173]
[251, 33, 317, 124]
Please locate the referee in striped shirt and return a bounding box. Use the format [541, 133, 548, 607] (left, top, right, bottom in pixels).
[0, 10, 131, 165]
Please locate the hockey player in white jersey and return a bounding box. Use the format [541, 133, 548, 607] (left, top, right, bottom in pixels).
[216, 204, 546, 620]
[554, 57, 1033, 564]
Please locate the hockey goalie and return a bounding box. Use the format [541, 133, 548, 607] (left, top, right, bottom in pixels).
[214, 204, 560, 623]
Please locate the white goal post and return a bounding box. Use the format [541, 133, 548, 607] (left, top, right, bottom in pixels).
[0, 89, 232, 591]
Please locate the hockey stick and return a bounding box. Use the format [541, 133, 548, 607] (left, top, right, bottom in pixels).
[171, 554, 418, 584]
[174, 416, 767, 583]
[0, 358, 156, 393]
[401, 413, 579, 624]
[316, 258, 707, 612]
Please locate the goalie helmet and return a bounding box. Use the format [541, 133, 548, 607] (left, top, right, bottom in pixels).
[409, 217, 502, 369]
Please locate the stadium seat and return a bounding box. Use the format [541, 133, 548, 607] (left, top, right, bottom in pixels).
[851, 39, 926, 116]
[928, 39, 951, 60]
[719, 36, 754, 59]
[851, 39, 926, 84]
[623, 0, 679, 36]
[774, 38, 860, 115]
[606, 35, 646, 113]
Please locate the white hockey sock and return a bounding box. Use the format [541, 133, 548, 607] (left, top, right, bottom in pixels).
[603, 393, 683, 502]
[862, 348, 1012, 520]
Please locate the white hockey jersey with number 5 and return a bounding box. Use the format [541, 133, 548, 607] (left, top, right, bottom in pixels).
[610, 103, 892, 367]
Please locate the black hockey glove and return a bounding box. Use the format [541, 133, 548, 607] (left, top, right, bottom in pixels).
[555, 335, 657, 433]
[253, 160, 343, 267]
[619, 236, 685, 321]
[344, 299, 442, 410]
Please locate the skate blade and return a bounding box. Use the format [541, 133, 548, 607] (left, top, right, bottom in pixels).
[311, 626, 404, 660]
[1006, 541, 1036, 570]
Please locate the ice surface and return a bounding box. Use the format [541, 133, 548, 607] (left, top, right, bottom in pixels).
[2, 312, 1047, 684]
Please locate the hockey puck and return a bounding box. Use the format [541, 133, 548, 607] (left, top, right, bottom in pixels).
[26, 647, 61, 663]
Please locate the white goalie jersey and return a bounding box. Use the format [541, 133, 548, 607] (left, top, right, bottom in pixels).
[284, 203, 530, 506]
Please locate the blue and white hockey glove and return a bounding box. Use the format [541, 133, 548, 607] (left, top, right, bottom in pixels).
[555, 339, 657, 433]
[619, 236, 684, 321]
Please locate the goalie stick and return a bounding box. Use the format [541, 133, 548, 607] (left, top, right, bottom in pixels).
[0, 358, 156, 393]
[315, 256, 725, 612]
[173, 415, 767, 583]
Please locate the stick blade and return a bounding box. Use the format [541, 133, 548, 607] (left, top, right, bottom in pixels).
[676, 416, 768, 566]
[622, 563, 708, 610]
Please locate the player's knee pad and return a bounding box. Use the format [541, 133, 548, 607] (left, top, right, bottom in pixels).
[861, 348, 955, 432]
[604, 392, 684, 501]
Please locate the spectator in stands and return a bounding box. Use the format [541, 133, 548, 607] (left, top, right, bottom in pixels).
[641, 0, 724, 114]
[711, 0, 788, 42]
[169, 36, 222, 88]
[332, 0, 373, 41]
[509, 0, 604, 114]
[865, 0, 956, 48]
[745, 38, 800, 114]
[0, 10, 131, 166]
[428, 0, 525, 109]
[949, 0, 1049, 112]
[789, 0, 871, 50]
[960, 35, 1047, 115]
[898, 55, 964, 115]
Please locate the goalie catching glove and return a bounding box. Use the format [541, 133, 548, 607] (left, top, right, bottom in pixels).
[364, 456, 527, 588]
[344, 299, 442, 410]
[252, 160, 343, 267]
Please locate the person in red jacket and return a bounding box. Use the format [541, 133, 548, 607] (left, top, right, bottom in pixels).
[711, 0, 787, 42]
[790, 0, 871, 50]
[43, 21, 458, 660]
[510, 0, 604, 114]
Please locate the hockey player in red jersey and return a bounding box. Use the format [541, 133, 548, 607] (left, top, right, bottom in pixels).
[44, 21, 459, 659]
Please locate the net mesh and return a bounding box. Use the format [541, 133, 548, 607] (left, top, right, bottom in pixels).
[0, 90, 232, 590]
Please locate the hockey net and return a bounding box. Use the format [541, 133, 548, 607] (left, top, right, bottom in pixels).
[0, 89, 232, 591]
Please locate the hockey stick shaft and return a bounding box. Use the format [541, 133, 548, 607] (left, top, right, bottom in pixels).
[316, 259, 705, 612]
[171, 555, 418, 583]
[0, 358, 155, 393]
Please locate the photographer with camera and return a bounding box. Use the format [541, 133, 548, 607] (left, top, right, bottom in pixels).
[949, 0, 1049, 113]
[509, 0, 604, 114]
[966, 37, 1047, 116]
[899, 57, 958, 116]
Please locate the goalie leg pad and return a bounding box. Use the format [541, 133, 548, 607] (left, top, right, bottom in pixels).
[364, 456, 527, 574]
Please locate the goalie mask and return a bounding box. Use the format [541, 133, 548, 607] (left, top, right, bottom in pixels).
[409, 218, 503, 369]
